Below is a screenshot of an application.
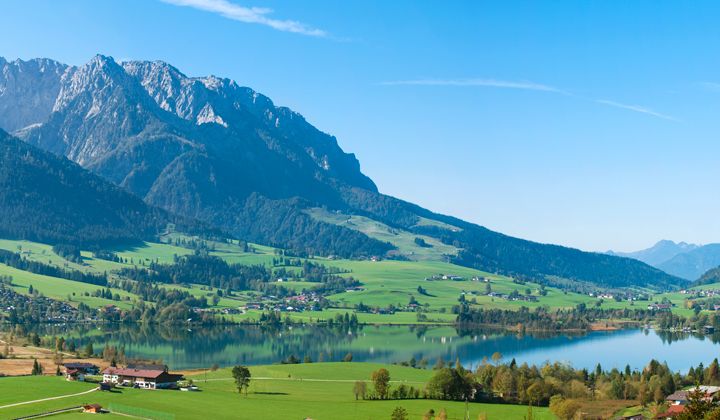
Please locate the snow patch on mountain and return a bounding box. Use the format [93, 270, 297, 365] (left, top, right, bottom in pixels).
[196, 103, 228, 127]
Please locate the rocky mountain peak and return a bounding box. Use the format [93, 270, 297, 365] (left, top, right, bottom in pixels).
[0, 57, 68, 132]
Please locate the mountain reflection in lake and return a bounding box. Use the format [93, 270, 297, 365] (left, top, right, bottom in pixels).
[8, 324, 720, 372]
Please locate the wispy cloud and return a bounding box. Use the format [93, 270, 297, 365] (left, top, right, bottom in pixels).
[382, 77, 677, 121]
[700, 82, 720, 91]
[160, 0, 327, 37]
[381, 78, 565, 93]
[595, 99, 679, 121]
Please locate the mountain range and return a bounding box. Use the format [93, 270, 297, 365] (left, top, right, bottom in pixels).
[0, 55, 684, 289]
[609, 240, 720, 281]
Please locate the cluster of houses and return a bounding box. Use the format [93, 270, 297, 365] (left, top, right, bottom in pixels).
[588, 291, 650, 302]
[64, 362, 184, 390]
[680, 288, 720, 298]
[238, 292, 324, 313]
[484, 291, 539, 302]
[657, 385, 720, 418]
[648, 303, 673, 311]
[426, 274, 465, 281]
[0, 286, 82, 322]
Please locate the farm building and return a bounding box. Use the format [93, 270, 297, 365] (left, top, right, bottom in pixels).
[102, 367, 183, 389]
[82, 404, 103, 413]
[64, 362, 99, 381]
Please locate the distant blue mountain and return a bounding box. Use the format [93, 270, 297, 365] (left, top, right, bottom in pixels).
[657, 244, 720, 281]
[607, 240, 699, 267]
[609, 240, 720, 281]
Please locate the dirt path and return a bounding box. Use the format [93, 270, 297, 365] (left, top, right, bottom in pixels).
[0, 387, 97, 410]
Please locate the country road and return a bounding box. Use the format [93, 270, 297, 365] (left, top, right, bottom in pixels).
[0, 387, 97, 410]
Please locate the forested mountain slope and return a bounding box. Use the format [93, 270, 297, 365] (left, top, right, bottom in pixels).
[0, 129, 196, 246]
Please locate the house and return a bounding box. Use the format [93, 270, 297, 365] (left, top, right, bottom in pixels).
[405, 303, 420, 311]
[64, 362, 99, 374]
[82, 404, 103, 414]
[101, 304, 119, 314]
[102, 367, 183, 389]
[655, 404, 685, 418]
[666, 386, 720, 407]
[666, 390, 689, 405]
[244, 302, 264, 310]
[698, 385, 720, 398]
[64, 362, 99, 381]
[648, 303, 672, 311]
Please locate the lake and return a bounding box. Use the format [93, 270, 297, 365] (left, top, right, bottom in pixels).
[11, 324, 720, 372]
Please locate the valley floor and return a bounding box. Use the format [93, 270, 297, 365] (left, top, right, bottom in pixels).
[0, 363, 555, 420]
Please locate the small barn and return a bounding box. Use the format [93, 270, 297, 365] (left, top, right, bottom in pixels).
[82, 404, 103, 413]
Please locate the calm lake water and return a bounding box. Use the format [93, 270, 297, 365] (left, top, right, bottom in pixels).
[11, 324, 720, 372]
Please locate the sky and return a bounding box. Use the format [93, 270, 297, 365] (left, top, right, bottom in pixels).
[1, 0, 720, 252]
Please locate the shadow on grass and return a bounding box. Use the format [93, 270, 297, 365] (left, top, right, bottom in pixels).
[253, 391, 290, 395]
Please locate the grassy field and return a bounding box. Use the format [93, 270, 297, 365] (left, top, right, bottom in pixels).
[306, 207, 461, 261]
[0, 235, 712, 324]
[0, 363, 554, 419]
[0, 263, 137, 309]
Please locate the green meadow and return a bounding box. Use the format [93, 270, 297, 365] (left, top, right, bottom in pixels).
[0, 235, 712, 324]
[305, 207, 461, 261]
[0, 363, 554, 420]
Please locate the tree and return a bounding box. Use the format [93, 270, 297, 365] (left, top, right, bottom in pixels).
[372, 368, 391, 400]
[353, 381, 367, 400]
[491, 352, 503, 365]
[427, 367, 475, 401]
[232, 365, 251, 396]
[708, 358, 720, 385]
[436, 408, 448, 420]
[549, 395, 581, 420]
[84, 342, 94, 357]
[705, 407, 720, 420]
[31, 358, 43, 375]
[391, 406, 408, 420]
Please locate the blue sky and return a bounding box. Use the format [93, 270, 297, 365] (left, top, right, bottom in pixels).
[1, 0, 720, 252]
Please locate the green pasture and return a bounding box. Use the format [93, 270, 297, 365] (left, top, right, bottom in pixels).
[0, 363, 554, 419]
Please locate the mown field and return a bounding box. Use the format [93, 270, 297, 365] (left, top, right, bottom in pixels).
[0, 363, 554, 420]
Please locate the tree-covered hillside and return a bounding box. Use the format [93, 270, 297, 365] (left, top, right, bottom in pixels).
[0, 129, 198, 246]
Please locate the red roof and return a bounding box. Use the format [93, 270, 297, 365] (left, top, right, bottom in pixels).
[656, 405, 685, 418]
[103, 367, 166, 379]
